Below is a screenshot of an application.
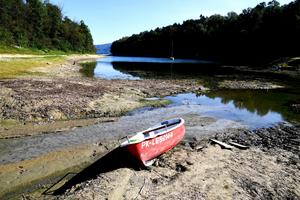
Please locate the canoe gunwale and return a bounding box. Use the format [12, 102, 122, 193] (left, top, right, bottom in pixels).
[120, 118, 184, 147]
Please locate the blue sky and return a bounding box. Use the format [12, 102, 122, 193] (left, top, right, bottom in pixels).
[50, 0, 294, 44]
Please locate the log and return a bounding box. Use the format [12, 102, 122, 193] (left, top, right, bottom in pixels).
[210, 139, 234, 149]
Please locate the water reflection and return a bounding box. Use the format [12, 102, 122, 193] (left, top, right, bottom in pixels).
[94, 62, 141, 80]
[165, 93, 285, 128]
[98, 56, 212, 64]
[112, 61, 231, 79]
[81, 56, 300, 124]
[207, 89, 300, 123]
[90, 56, 219, 80]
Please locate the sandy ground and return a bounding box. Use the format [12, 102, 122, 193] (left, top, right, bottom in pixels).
[0, 54, 299, 199]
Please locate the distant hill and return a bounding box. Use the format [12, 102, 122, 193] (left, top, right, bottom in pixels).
[95, 43, 111, 55]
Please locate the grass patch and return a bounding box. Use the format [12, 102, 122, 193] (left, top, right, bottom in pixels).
[0, 56, 66, 79]
[0, 45, 70, 55]
[140, 98, 172, 107]
[0, 119, 19, 128]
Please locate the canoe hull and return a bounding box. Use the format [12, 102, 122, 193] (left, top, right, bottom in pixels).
[127, 121, 185, 166]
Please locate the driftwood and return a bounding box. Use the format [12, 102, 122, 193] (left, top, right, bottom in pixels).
[229, 141, 249, 150]
[210, 139, 234, 149]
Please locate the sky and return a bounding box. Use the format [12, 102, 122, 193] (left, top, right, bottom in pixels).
[50, 0, 294, 44]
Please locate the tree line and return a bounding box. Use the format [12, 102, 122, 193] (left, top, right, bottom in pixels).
[0, 0, 95, 53]
[111, 0, 300, 64]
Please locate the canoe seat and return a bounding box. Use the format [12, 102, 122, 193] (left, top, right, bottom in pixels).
[161, 118, 181, 126]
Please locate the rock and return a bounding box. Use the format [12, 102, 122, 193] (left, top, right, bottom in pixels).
[186, 160, 194, 165]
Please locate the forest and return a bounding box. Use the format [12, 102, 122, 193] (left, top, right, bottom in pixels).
[0, 0, 95, 53]
[111, 0, 300, 64]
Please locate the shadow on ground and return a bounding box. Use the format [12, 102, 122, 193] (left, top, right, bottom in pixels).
[47, 147, 140, 195]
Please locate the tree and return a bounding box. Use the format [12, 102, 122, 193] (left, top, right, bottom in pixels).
[111, 0, 300, 64]
[0, 0, 95, 52]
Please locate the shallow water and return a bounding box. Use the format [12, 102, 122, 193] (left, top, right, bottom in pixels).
[97, 56, 211, 64]
[165, 93, 284, 128]
[94, 61, 141, 80]
[90, 56, 300, 124]
[91, 56, 215, 80]
[0, 104, 244, 164]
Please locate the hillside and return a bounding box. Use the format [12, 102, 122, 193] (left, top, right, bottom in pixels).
[111, 0, 300, 64]
[95, 43, 111, 55]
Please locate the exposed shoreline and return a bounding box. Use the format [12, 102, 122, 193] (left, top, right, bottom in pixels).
[0, 54, 299, 199]
[0, 54, 200, 137]
[0, 55, 292, 138]
[21, 123, 300, 200]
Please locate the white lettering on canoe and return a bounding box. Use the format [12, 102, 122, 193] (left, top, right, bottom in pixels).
[141, 132, 174, 149]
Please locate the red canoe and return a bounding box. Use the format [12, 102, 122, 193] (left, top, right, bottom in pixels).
[120, 118, 185, 166]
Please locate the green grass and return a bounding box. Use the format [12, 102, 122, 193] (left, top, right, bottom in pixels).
[0, 119, 19, 128]
[0, 55, 66, 79]
[0, 45, 69, 79]
[0, 44, 97, 55]
[0, 44, 71, 55]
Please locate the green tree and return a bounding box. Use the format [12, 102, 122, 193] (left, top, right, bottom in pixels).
[0, 0, 95, 53]
[112, 0, 300, 64]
